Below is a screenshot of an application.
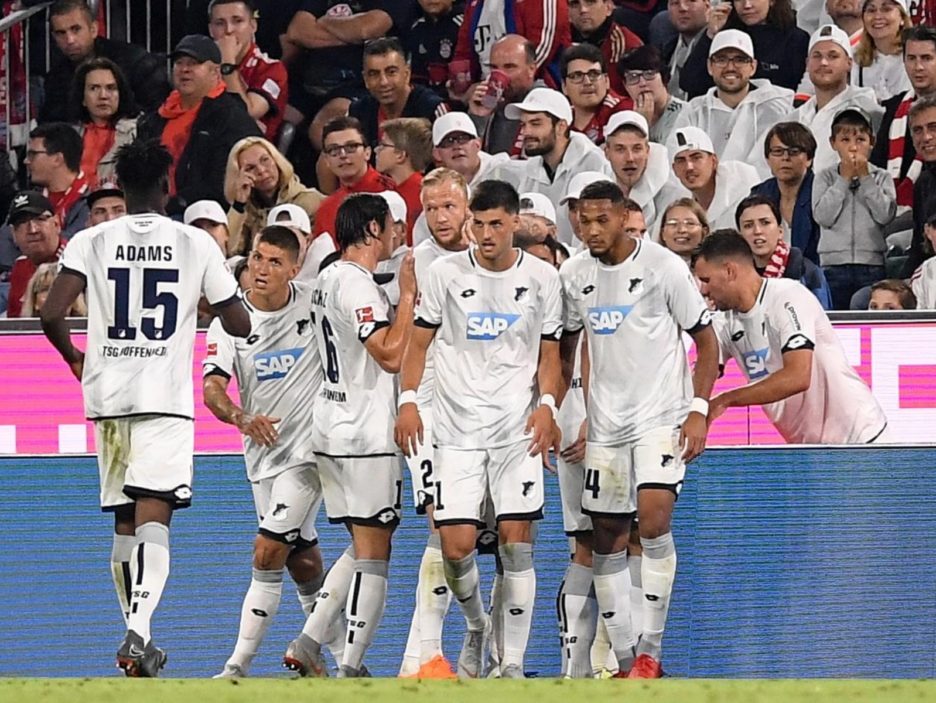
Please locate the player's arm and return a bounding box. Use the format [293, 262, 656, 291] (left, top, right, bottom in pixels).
[364, 252, 415, 373]
[394, 324, 437, 457]
[560, 334, 588, 463]
[709, 349, 812, 420]
[203, 373, 280, 446]
[527, 338, 562, 461]
[40, 270, 86, 381]
[682, 324, 720, 461]
[558, 329, 581, 403]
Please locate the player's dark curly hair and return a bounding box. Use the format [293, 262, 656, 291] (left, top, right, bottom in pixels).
[579, 180, 625, 204]
[115, 140, 173, 197]
[336, 193, 390, 252]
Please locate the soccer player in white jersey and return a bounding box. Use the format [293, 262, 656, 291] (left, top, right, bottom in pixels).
[398, 168, 473, 679]
[693, 230, 890, 443]
[203, 225, 335, 678]
[39, 140, 250, 677]
[284, 193, 416, 678]
[559, 180, 719, 679]
[395, 180, 564, 680]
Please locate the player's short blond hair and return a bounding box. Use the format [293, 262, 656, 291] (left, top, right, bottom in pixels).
[420, 167, 469, 201]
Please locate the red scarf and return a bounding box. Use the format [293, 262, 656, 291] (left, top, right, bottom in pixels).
[44, 171, 90, 229]
[80, 122, 116, 188]
[887, 92, 922, 207]
[158, 81, 226, 194]
[763, 238, 791, 279]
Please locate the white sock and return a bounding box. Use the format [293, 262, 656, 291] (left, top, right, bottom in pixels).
[110, 533, 135, 625]
[444, 551, 486, 631]
[418, 535, 451, 663]
[499, 543, 535, 670]
[302, 546, 354, 644]
[489, 568, 504, 669]
[628, 555, 644, 637]
[557, 562, 596, 678]
[638, 534, 676, 660]
[227, 568, 283, 672]
[126, 522, 171, 645]
[296, 573, 324, 618]
[342, 559, 389, 672]
[591, 619, 618, 675]
[399, 602, 421, 675]
[592, 550, 635, 671]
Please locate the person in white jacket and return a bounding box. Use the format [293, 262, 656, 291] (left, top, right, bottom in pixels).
[603, 110, 689, 236]
[784, 24, 884, 174]
[669, 125, 761, 231]
[674, 30, 793, 177]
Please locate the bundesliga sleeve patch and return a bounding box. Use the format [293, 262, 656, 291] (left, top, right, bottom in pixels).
[781, 333, 815, 353]
[207, 343, 218, 357]
[356, 306, 375, 324]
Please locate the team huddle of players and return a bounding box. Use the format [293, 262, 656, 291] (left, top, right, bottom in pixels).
[39, 140, 888, 680]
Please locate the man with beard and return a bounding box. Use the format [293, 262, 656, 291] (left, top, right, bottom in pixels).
[507, 88, 615, 245]
[561, 44, 631, 145]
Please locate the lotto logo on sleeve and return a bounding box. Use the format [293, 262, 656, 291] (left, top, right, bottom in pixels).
[587, 306, 633, 335]
[254, 348, 305, 381]
[356, 306, 375, 324]
[466, 312, 520, 340]
[741, 348, 770, 380]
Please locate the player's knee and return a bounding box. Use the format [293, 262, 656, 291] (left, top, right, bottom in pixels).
[286, 544, 323, 583]
[440, 538, 474, 562]
[252, 535, 290, 571]
[497, 520, 531, 544]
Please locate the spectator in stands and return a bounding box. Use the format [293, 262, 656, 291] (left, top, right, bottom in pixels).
[224, 136, 324, 256]
[431, 112, 514, 186]
[40, 0, 170, 123]
[826, 0, 865, 44]
[375, 118, 434, 242]
[268, 203, 338, 282]
[376, 190, 410, 305]
[209, 0, 289, 141]
[70, 57, 138, 189]
[752, 122, 822, 263]
[86, 182, 127, 226]
[185, 199, 232, 253]
[313, 116, 396, 241]
[452, 0, 570, 89]
[603, 111, 689, 233]
[658, 196, 710, 264]
[466, 35, 541, 156]
[569, 0, 642, 94]
[186, 0, 300, 59]
[679, 0, 809, 98]
[869, 277, 917, 308]
[852, 0, 912, 101]
[871, 26, 936, 207]
[507, 87, 616, 245]
[25, 123, 89, 239]
[901, 94, 936, 275]
[519, 191, 559, 241]
[813, 108, 896, 309]
[404, 0, 465, 100]
[735, 194, 832, 307]
[787, 25, 884, 174]
[670, 125, 760, 230]
[6, 192, 67, 318]
[284, 0, 414, 154]
[661, 0, 710, 100]
[910, 212, 936, 305]
[674, 30, 793, 170]
[619, 46, 686, 144]
[21, 262, 87, 318]
[561, 44, 630, 145]
[137, 35, 262, 216]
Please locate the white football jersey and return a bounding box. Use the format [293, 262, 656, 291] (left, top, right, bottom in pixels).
[560, 239, 711, 446]
[911, 258, 936, 309]
[713, 277, 888, 444]
[60, 213, 239, 420]
[415, 248, 563, 449]
[203, 281, 322, 481]
[311, 260, 397, 456]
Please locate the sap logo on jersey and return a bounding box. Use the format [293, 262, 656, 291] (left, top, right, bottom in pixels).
[254, 347, 305, 381]
[741, 348, 770, 379]
[466, 313, 520, 340]
[587, 306, 633, 334]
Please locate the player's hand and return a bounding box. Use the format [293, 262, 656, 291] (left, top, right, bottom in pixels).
[707, 393, 730, 424]
[394, 402, 424, 458]
[706, 4, 732, 37]
[397, 251, 417, 302]
[560, 418, 587, 464]
[236, 413, 280, 446]
[526, 405, 561, 463]
[233, 167, 255, 204]
[679, 411, 708, 462]
[467, 81, 494, 117]
[67, 350, 85, 381]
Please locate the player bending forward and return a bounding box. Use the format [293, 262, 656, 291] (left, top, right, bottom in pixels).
[40, 140, 250, 677]
[559, 181, 719, 678]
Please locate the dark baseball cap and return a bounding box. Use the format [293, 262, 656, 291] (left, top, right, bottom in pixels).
[87, 182, 125, 208]
[832, 108, 872, 131]
[7, 191, 54, 226]
[171, 34, 222, 64]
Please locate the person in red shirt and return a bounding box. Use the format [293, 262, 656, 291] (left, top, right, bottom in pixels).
[314, 116, 396, 242]
[375, 118, 433, 245]
[561, 43, 631, 145]
[569, 0, 643, 95]
[6, 191, 67, 318]
[209, 0, 289, 141]
[24, 123, 90, 239]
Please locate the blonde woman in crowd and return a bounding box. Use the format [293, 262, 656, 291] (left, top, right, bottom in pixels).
[852, 0, 913, 101]
[21, 262, 87, 317]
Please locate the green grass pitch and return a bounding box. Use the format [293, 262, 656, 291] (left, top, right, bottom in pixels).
[2, 678, 934, 703]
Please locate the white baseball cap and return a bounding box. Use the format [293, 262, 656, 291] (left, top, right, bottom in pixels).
[505, 88, 573, 123]
[379, 190, 408, 224]
[808, 24, 853, 59]
[709, 29, 755, 60]
[605, 110, 649, 139]
[670, 126, 716, 157]
[432, 111, 479, 146]
[560, 171, 617, 205]
[863, 0, 907, 12]
[268, 203, 312, 235]
[184, 200, 227, 226]
[519, 192, 557, 225]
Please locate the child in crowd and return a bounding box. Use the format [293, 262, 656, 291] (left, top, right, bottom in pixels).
[813, 109, 897, 309]
[868, 279, 917, 310]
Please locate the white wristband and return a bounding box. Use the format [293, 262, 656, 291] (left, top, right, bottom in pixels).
[689, 397, 709, 417]
[398, 389, 417, 408]
[539, 393, 557, 419]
